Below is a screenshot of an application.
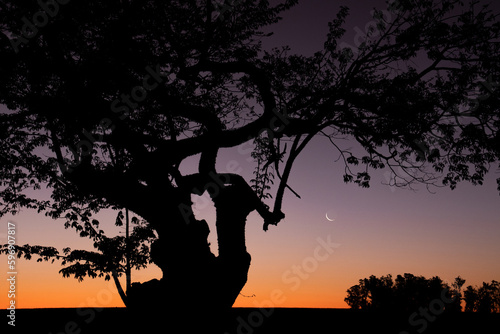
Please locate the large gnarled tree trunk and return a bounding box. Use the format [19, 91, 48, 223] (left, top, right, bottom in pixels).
[126, 181, 257, 333]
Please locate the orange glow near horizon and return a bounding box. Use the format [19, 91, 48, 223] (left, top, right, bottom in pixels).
[0, 255, 350, 309]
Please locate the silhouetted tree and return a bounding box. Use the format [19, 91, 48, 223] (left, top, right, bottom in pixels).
[345, 283, 370, 310]
[364, 274, 395, 310]
[464, 285, 479, 312]
[0, 210, 155, 306]
[464, 280, 500, 313]
[1, 0, 500, 331]
[449, 275, 466, 312]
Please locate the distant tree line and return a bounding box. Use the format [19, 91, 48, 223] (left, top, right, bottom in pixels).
[463, 281, 500, 313]
[345, 273, 500, 313]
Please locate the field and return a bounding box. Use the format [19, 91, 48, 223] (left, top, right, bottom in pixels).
[2, 307, 499, 333]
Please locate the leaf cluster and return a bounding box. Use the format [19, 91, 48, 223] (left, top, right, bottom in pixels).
[0, 210, 156, 282]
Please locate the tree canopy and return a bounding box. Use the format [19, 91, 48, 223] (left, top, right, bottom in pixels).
[0, 0, 499, 231]
[464, 280, 500, 313]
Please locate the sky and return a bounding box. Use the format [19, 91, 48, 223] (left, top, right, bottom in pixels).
[1, 0, 500, 312]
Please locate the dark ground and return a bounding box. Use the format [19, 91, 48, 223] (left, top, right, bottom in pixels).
[2, 307, 499, 333]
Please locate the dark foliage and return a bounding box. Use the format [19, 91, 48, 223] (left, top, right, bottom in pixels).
[345, 273, 464, 313]
[464, 280, 500, 313]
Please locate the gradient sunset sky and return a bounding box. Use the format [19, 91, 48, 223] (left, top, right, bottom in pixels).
[1, 0, 500, 310]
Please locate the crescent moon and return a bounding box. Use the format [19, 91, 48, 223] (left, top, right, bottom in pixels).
[325, 213, 335, 222]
